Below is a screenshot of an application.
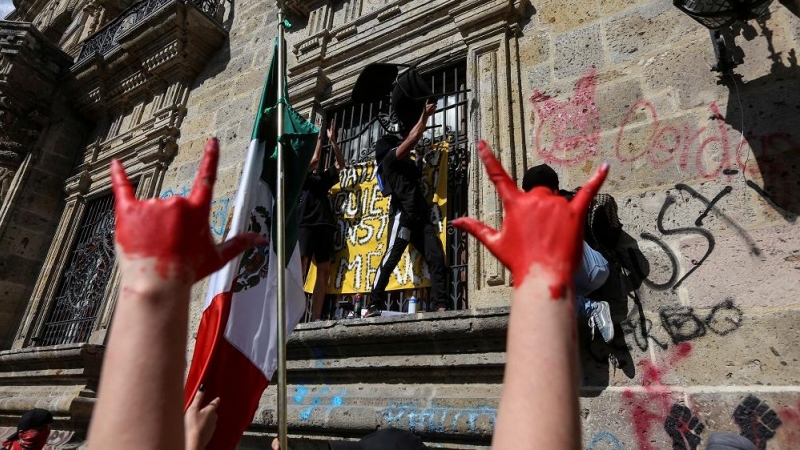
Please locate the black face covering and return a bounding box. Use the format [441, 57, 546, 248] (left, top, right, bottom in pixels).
[4, 408, 53, 444]
[390, 69, 433, 133]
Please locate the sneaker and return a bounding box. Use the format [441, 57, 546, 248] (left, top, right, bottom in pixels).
[588, 301, 614, 343]
[363, 303, 382, 318]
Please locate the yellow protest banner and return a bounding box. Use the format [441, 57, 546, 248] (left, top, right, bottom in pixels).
[304, 142, 448, 294]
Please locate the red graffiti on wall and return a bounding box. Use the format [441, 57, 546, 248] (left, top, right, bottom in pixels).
[531, 71, 800, 191]
[615, 100, 758, 180]
[622, 342, 693, 450]
[531, 69, 600, 166]
[779, 401, 800, 447]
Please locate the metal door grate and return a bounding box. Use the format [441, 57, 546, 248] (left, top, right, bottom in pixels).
[35, 194, 117, 346]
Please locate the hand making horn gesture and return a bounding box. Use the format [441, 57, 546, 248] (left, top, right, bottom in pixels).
[453, 140, 608, 298]
[111, 137, 266, 286]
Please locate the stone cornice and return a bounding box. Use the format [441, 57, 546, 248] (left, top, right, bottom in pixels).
[68, 0, 227, 118]
[284, 0, 327, 18]
[0, 344, 102, 439]
[287, 0, 526, 109]
[0, 343, 104, 381]
[286, 307, 508, 382]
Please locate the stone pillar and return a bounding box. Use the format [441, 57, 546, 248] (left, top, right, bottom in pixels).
[453, 0, 527, 308]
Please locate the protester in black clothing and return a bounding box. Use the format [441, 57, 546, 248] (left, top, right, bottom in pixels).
[299, 121, 345, 321]
[366, 99, 448, 315]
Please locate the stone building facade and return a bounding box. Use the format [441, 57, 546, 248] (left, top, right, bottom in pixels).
[1, 0, 799, 448]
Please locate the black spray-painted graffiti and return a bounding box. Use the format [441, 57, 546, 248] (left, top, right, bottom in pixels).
[593, 396, 785, 449]
[659, 298, 743, 344]
[619, 298, 742, 352]
[621, 313, 668, 352]
[658, 396, 782, 450]
[635, 184, 760, 292]
[734, 395, 783, 450]
[664, 403, 705, 450]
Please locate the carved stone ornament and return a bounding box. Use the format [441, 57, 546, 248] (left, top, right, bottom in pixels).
[68, 0, 228, 118]
[0, 21, 73, 202]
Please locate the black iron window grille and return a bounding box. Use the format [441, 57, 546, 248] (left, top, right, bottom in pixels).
[309, 61, 469, 320]
[76, 0, 223, 63]
[34, 194, 117, 346]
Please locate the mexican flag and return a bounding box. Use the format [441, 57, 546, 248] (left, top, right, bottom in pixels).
[183, 40, 317, 450]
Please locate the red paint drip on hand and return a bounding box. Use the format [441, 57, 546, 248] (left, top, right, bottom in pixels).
[548, 282, 567, 300]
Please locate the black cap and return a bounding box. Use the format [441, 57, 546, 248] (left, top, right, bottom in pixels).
[6, 408, 53, 441]
[706, 432, 758, 450]
[522, 164, 559, 192]
[352, 63, 402, 104]
[328, 428, 428, 450]
[390, 69, 432, 133]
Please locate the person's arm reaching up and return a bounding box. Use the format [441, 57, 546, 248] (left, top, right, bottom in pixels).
[308, 126, 324, 172]
[453, 141, 608, 450]
[87, 138, 264, 450]
[327, 121, 345, 170]
[395, 101, 436, 160]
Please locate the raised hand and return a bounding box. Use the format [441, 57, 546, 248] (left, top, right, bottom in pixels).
[111, 137, 265, 285]
[326, 121, 337, 144]
[184, 388, 220, 450]
[453, 140, 608, 297]
[422, 100, 437, 120]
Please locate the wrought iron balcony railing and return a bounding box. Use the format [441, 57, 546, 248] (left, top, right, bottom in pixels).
[75, 0, 222, 64]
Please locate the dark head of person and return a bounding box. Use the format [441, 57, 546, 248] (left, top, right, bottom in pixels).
[522, 164, 560, 192]
[392, 69, 432, 135]
[521, 164, 576, 200]
[375, 69, 432, 167]
[329, 428, 428, 450]
[2, 409, 53, 450]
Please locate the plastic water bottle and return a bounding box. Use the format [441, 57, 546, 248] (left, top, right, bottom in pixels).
[408, 296, 418, 314]
[353, 294, 361, 317]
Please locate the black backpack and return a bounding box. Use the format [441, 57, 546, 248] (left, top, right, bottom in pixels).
[584, 193, 623, 259]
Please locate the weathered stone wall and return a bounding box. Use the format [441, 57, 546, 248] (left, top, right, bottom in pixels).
[1, 0, 799, 448]
[0, 21, 88, 349]
[163, 0, 800, 449]
[514, 2, 800, 449]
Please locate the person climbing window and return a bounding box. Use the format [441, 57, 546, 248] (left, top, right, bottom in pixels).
[298, 121, 345, 321]
[366, 72, 448, 316]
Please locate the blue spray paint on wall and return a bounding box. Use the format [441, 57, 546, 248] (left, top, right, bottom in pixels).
[210, 198, 230, 237]
[382, 404, 497, 435]
[292, 385, 347, 422]
[587, 431, 623, 450]
[293, 386, 310, 404]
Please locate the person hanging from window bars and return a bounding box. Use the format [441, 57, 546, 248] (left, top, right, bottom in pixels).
[298, 121, 345, 321]
[366, 69, 449, 317]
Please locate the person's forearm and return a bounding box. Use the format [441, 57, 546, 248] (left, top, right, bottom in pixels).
[493, 274, 581, 450]
[88, 275, 191, 450]
[332, 142, 345, 169]
[395, 119, 427, 160]
[309, 135, 323, 171]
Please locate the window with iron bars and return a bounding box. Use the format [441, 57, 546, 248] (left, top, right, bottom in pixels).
[33, 194, 117, 346]
[309, 61, 469, 320]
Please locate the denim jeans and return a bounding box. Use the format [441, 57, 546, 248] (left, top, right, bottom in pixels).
[574, 242, 609, 318]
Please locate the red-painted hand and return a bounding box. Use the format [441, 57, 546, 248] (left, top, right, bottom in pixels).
[111, 137, 265, 285]
[453, 141, 608, 295]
